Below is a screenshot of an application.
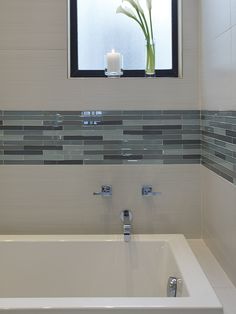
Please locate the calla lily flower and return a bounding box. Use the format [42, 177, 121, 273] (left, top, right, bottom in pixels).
[134, 0, 144, 14]
[117, 0, 155, 75]
[117, 0, 154, 44]
[116, 5, 138, 20]
[122, 0, 139, 12]
[146, 0, 152, 11]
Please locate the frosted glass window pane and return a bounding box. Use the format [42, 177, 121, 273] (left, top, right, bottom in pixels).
[77, 0, 172, 70]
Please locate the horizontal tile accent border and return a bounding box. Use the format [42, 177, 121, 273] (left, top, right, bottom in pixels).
[201, 110, 236, 185]
[0, 109, 235, 185]
[0, 110, 201, 165]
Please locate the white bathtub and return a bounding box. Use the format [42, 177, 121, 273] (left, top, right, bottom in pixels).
[0, 234, 222, 314]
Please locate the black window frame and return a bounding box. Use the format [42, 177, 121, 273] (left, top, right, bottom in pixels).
[70, 0, 179, 78]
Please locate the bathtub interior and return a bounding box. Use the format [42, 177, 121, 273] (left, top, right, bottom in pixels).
[0, 238, 187, 298]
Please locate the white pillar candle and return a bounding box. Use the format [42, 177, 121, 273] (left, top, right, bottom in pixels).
[106, 49, 122, 74]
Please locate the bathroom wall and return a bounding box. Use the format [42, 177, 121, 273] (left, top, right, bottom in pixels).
[0, 165, 201, 236]
[0, 0, 202, 237]
[0, 0, 199, 110]
[200, 0, 236, 285]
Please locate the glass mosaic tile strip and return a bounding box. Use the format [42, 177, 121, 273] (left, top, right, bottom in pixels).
[201, 111, 236, 185]
[1, 109, 235, 186]
[0, 110, 200, 165]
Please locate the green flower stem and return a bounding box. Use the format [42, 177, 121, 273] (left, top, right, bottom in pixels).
[127, 14, 147, 38]
[135, 9, 149, 41]
[140, 11, 151, 42]
[148, 9, 154, 42]
[136, 10, 148, 39]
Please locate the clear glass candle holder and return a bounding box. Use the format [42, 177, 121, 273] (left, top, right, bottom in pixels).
[105, 68, 123, 78]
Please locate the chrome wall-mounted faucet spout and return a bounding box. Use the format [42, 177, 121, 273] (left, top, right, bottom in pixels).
[120, 210, 132, 242]
[93, 185, 112, 197]
[142, 185, 161, 197]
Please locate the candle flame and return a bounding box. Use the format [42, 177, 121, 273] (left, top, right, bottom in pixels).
[111, 49, 115, 53]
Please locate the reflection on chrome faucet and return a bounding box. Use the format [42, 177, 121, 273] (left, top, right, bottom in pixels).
[120, 210, 132, 242]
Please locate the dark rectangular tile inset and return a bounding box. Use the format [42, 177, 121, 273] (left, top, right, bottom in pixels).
[123, 130, 162, 135]
[24, 146, 63, 151]
[214, 151, 226, 160]
[23, 126, 63, 130]
[226, 130, 236, 138]
[64, 136, 103, 141]
[104, 155, 143, 160]
[44, 160, 83, 165]
[143, 125, 182, 130]
[96, 121, 123, 126]
[4, 150, 43, 155]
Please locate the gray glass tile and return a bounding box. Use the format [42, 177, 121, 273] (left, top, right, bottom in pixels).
[182, 134, 201, 140]
[123, 159, 163, 164]
[226, 130, 236, 138]
[4, 120, 43, 126]
[4, 150, 43, 155]
[182, 114, 200, 120]
[64, 136, 103, 140]
[209, 121, 232, 130]
[142, 155, 163, 160]
[4, 131, 43, 136]
[164, 159, 200, 164]
[24, 146, 63, 151]
[1, 126, 23, 130]
[83, 155, 104, 161]
[84, 160, 122, 165]
[143, 125, 182, 130]
[142, 116, 181, 121]
[3, 111, 43, 116]
[183, 125, 201, 130]
[4, 160, 43, 165]
[3, 155, 24, 161]
[104, 155, 143, 160]
[44, 160, 83, 165]
[1, 145, 24, 150]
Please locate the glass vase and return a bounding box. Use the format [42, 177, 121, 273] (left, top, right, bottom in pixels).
[145, 41, 156, 77]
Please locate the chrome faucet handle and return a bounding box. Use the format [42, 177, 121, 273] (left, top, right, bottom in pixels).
[142, 185, 161, 197]
[93, 185, 112, 197]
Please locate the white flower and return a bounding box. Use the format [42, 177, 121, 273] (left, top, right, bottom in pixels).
[117, 0, 153, 41]
[134, 0, 144, 14]
[116, 5, 137, 20]
[146, 0, 152, 10]
[122, 0, 140, 12]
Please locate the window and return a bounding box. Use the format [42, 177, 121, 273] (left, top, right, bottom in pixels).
[70, 0, 178, 77]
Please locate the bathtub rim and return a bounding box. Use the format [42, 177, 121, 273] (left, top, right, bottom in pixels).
[0, 234, 223, 312]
